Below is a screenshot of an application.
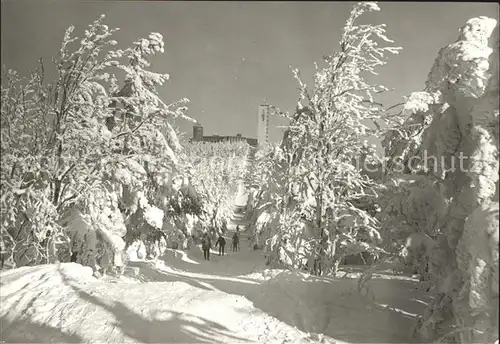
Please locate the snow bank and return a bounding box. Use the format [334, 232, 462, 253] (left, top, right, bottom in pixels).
[1, 241, 430, 344]
[0, 262, 320, 343]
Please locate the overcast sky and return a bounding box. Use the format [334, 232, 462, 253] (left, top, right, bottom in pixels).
[1, 1, 498, 143]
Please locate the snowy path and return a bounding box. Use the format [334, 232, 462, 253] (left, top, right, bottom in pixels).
[1, 240, 430, 343]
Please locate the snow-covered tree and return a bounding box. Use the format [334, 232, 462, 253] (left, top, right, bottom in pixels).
[182, 141, 249, 235]
[1, 16, 193, 273]
[381, 16, 498, 344]
[247, 2, 401, 275]
[245, 144, 290, 255]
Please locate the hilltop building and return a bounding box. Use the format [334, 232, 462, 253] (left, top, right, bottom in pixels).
[190, 104, 271, 148]
[191, 124, 257, 147]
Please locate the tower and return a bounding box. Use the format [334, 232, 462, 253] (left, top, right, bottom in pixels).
[192, 123, 203, 141]
[257, 103, 270, 147]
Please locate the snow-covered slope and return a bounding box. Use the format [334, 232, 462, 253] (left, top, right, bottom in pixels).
[1, 243, 429, 343]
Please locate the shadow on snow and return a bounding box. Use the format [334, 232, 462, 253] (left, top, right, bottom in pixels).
[56, 267, 250, 344]
[131, 253, 430, 343]
[1, 318, 83, 343]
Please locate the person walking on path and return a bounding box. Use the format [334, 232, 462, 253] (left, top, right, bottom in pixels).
[215, 234, 227, 256]
[232, 232, 239, 252]
[201, 233, 212, 260]
[236, 226, 241, 251]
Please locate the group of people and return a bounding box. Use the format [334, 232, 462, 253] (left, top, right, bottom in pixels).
[201, 225, 241, 261]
